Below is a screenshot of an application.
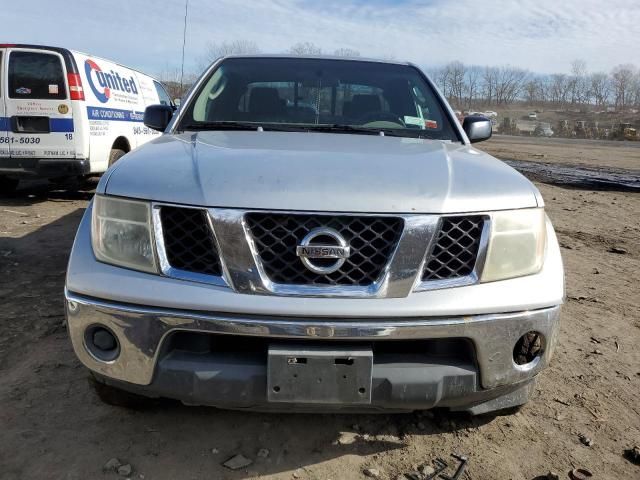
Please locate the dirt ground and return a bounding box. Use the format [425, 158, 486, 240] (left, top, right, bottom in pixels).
[482, 135, 640, 171]
[1, 138, 639, 480]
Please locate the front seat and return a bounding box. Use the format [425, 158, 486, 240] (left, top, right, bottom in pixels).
[248, 87, 285, 120]
[343, 94, 382, 121]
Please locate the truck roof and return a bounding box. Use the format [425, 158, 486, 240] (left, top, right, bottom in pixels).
[217, 53, 411, 66]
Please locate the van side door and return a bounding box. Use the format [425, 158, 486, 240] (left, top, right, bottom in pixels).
[5, 48, 75, 160]
[0, 48, 9, 159]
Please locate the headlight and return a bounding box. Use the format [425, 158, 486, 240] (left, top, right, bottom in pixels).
[480, 208, 546, 283]
[91, 195, 157, 273]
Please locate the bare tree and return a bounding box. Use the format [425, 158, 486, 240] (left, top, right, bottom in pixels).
[444, 61, 466, 108]
[523, 79, 543, 105]
[464, 66, 482, 109]
[157, 67, 197, 99]
[537, 76, 551, 104]
[494, 66, 528, 105]
[589, 72, 611, 107]
[481, 66, 498, 105]
[569, 59, 589, 105]
[611, 64, 636, 110]
[632, 72, 640, 107]
[199, 40, 261, 70]
[611, 64, 635, 109]
[431, 66, 451, 99]
[289, 42, 322, 55]
[333, 48, 360, 57]
[548, 73, 571, 107]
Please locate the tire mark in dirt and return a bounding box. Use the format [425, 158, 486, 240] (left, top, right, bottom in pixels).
[505, 160, 640, 192]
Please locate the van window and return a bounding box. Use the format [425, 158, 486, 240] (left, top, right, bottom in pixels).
[8, 51, 66, 100]
[153, 81, 172, 106]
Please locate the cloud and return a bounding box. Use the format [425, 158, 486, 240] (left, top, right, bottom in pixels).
[2, 0, 638, 75]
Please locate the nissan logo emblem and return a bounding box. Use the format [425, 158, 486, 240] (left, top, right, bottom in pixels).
[295, 227, 351, 274]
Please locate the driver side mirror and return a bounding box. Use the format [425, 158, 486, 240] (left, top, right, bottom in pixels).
[462, 115, 492, 143]
[144, 104, 174, 132]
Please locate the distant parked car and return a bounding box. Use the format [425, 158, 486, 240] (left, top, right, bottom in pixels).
[483, 110, 498, 118]
[534, 124, 554, 137]
[528, 112, 537, 120]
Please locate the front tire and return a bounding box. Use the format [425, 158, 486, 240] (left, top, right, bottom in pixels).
[108, 148, 127, 167]
[0, 176, 19, 194]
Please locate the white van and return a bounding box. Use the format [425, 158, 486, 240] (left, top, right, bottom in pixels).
[0, 43, 172, 192]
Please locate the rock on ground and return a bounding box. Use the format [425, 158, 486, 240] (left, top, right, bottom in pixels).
[222, 454, 253, 470]
[363, 468, 381, 478]
[117, 464, 132, 477]
[103, 458, 121, 472]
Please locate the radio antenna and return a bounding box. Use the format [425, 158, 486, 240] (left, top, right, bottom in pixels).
[179, 0, 189, 93]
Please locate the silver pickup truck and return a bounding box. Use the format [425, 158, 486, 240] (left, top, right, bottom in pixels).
[65, 55, 564, 414]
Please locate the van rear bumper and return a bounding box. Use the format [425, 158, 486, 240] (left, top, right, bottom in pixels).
[0, 158, 89, 178]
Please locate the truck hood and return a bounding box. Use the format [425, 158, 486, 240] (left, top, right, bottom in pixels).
[103, 131, 540, 213]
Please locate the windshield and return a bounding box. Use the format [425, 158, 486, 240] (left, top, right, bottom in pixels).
[178, 57, 459, 140]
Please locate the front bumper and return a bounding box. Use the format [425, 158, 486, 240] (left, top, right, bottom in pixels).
[0, 157, 89, 178]
[66, 290, 561, 413]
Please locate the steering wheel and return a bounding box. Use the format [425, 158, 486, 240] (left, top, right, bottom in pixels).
[356, 111, 405, 127]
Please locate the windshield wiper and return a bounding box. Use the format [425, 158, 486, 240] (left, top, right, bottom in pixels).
[180, 121, 261, 131]
[180, 121, 305, 132]
[180, 121, 429, 138]
[306, 124, 414, 138]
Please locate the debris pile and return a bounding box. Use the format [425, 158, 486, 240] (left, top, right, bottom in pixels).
[398, 453, 467, 480]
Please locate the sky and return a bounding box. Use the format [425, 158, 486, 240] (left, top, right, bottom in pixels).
[2, 0, 639, 77]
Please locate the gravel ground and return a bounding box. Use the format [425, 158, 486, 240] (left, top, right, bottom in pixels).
[1, 138, 639, 480]
[482, 134, 640, 170]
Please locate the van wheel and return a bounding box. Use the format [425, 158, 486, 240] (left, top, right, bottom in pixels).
[108, 148, 127, 167]
[0, 176, 19, 194]
[88, 372, 154, 409]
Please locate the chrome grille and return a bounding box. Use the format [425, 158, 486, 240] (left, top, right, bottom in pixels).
[159, 207, 222, 276]
[422, 216, 485, 281]
[246, 213, 404, 286]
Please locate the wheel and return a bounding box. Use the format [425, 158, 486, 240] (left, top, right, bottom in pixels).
[88, 372, 154, 409]
[108, 148, 127, 167]
[0, 176, 19, 195]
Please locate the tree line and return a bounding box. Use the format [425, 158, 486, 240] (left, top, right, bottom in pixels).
[158, 41, 640, 112]
[430, 60, 640, 111]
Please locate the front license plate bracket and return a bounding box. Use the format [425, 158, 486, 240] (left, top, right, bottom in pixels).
[267, 345, 373, 404]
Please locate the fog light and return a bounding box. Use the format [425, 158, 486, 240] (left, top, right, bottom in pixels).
[84, 325, 120, 362]
[513, 331, 544, 365]
[93, 328, 117, 351]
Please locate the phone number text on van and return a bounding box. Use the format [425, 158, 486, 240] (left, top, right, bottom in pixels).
[0, 137, 42, 144]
